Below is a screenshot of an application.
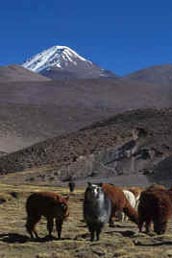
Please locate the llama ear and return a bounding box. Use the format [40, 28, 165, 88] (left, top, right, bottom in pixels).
[87, 182, 92, 187]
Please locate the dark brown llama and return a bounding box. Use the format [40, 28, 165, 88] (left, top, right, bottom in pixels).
[138, 187, 172, 234]
[26, 192, 69, 239]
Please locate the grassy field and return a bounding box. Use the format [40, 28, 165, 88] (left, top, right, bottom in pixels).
[0, 184, 172, 258]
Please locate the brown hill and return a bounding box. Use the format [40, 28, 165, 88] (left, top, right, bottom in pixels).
[0, 78, 171, 153]
[0, 65, 51, 82]
[0, 108, 171, 187]
[124, 64, 172, 85]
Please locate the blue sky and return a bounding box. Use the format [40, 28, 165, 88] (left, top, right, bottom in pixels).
[0, 0, 172, 75]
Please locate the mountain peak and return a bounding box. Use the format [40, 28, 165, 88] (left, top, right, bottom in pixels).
[22, 45, 117, 79]
[23, 45, 92, 73]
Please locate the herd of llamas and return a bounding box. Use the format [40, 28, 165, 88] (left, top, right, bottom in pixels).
[25, 182, 172, 241]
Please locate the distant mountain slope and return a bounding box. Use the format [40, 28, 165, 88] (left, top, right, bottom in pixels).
[0, 65, 51, 82]
[23, 45, 118, 79]
[0, 78, 171, 153]
[124, 64, 172, 84]
[0, 108, 171, 187]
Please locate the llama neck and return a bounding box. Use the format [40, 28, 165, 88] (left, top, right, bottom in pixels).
[91, 193, 105, 208]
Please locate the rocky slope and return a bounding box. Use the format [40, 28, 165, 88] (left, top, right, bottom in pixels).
[0, 109, 171, 187]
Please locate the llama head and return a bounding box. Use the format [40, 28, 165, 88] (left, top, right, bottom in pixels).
[87, 182, 104, 199]
[56, 195, 69, 219]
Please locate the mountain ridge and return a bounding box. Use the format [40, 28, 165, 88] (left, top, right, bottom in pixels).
[124, 64, 172, 84]
[0, 65, 51, 82]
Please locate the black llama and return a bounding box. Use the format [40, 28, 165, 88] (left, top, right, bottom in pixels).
[83, 182, 111, 241]
[68, 180, 75, 193]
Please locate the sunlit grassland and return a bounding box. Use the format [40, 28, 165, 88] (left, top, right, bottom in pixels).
[0, 183, 171, 257]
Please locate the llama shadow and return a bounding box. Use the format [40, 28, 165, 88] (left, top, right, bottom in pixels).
[109, 222, 135, 228]
[117, 230, 136, 237]
[0, 233, 29, 243]
[34, 235, 71, 242]
[74, 232, 90, 241]
[105, 229, 136, 237]
[0, 233, 71, 243]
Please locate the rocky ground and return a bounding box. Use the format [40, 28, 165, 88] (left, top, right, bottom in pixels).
[0, 183, 172, 258]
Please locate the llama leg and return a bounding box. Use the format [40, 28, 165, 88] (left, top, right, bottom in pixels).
[96, 226, 102, 241]
[26, 216, 41, 239]
[109, 217, 114, 227]
[32, 216, 41, 238]
[26, 220, 34, 239]
[90, 230, 95, 241]
[123, 206, 138, 225]
[122, 212, 126, 222]
[55, 219, 63, 239]
[47, 217, 54, 237]
[138, 218, 144, 232]
[145, 218, 151, 233]
[88, 224, 95, 241]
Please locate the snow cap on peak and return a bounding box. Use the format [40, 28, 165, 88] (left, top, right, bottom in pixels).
[23, 45, 92, 72]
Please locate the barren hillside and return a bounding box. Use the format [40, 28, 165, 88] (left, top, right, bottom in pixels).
[124, 64, 172, 85]
[0, 78, 171, 153]
[0, 65, 51, 82]
[0, 108, 171, 187]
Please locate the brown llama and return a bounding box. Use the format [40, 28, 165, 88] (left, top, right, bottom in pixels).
[26, 192, 69, 239]
[102, 183, 138, 225]
[138, 187, 172, 234]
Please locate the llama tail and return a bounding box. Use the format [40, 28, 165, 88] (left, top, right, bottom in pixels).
[123, 200, 138, 224]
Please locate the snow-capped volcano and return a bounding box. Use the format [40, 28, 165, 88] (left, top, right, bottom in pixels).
[23, 46, 92, 72]
[23, 45, 117, 79]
